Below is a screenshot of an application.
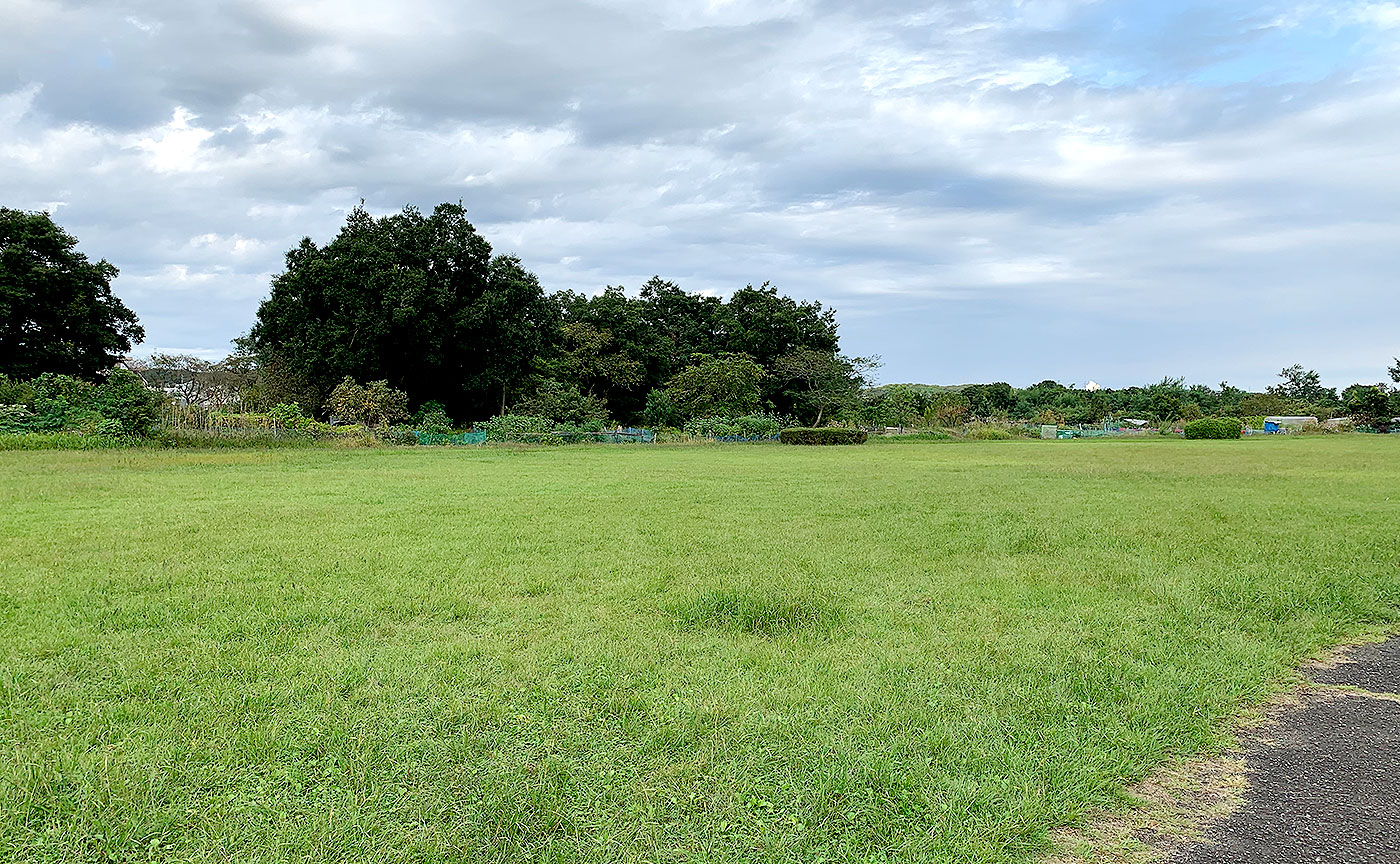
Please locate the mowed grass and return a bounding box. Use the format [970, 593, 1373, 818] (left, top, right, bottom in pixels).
[1, 437, 1397, 863]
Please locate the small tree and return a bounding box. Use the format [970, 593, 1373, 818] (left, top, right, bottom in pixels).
[1389, 358, 1399, 386]
[774, 350, 878, 426]
[327, 377, 408, 426]
[664, 353, 765, 419]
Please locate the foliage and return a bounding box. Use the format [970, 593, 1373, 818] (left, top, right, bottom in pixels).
[963, 422, 1017, 441]
[0, 208, 144, 379]
[1268, 364, 1336, 406]
[1341, 384, 1391, 425]
[473, 413, 555, 442]
[0, 374, 36, 406]
[779, 427, 868, 445]
[640, 388, 684, 429]
[1184, 417, 1243, 439]
[1238, 392, 1306, 418]
[377, 425, 420, 446]
[267, 402, 308, 426]
[772, 350, 877, 426]
[415, 410, 454, 434]
[0, 430, 144, 450]
[513, 379, 609, 425]
[326, 377, 410, 427]
[664, 353, 765, 420]
[247, 203, 557, 419]
[552, 277, 839, 421]
[536, 322, 643, 414]
[1390, 357, 1400, 386]
[4, 369, 164, 436]
[683, 414, 784, 439]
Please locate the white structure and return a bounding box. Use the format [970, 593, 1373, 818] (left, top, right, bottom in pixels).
[1085, 381, 1101, 391]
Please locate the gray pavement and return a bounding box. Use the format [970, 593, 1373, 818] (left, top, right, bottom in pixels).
[1171, 637, 1400, 864]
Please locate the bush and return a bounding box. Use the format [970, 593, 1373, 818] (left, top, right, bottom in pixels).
[412, 401, 454, 434]
[474, 413, 555, 442]
[92, 368, 165, 435]
[378, 425, 420, 446]
[0, 404, 36, 431]
[684, 414, 784, 439]
[963, 422, 1016, 441]
[514, 380, 607, 426]
[1184, 417, 1242, 439]
[779, 427, 867, 445]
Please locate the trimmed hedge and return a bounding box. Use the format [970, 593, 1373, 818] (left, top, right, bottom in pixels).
[1184, 417, 1243, 440]
[779, 427, 868, 446]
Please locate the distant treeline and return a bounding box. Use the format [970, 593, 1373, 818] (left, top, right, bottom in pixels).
[4, 204, 1398, 433]
[862, 368, 1400, 429]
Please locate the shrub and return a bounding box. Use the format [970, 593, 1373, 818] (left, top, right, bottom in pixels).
[412, 402, 454, 434]
[514, 380, 607, 425]
[92, 368, 165, 435]
[268, 402, 307, 426]
[964, 422, 1015, 441]
[1184, 417, 1243, 439]
[378, 425, 420, 446]
[474, 413, 555, 442]
[0, 404, 36, 431]
[327, 377, 409, 427]
[779, 427, 867, 445]
[684, 414, 784, 439]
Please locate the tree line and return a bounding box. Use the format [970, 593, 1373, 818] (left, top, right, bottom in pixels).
[2, 204, 1398, 433]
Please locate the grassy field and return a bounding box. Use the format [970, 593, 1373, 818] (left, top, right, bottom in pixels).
[2, 437, 1397, 863]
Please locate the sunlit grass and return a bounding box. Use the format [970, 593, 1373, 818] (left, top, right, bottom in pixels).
[1, 437, 1397, 862]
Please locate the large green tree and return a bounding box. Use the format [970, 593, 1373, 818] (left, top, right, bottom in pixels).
[0, 208, 144, 379]
[247, 203, 556, 419]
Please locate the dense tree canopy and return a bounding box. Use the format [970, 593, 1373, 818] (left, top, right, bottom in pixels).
[0, 208, 144, 380]
[247, 203, 556, 419]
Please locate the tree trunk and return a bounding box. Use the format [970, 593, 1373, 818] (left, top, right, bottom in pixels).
[500, 385, 507, 417]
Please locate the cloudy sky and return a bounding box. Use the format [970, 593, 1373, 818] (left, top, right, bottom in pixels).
[4, 0, 1398, 389]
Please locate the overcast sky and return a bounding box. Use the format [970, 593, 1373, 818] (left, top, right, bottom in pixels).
[4, 0, 1398, 389]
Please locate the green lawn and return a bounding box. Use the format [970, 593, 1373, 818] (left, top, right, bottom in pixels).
[2, 437, 1397, 862]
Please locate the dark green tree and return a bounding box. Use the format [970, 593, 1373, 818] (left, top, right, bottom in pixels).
[1268, 364, 1335, 406]
[1341, 384, 1391, 425]
[0, 208, 144, 379]
[247, 203, 556, 418]
[664, 353, 765, 419]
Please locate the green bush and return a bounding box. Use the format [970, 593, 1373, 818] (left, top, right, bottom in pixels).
[684, 414, 784, 439]
[92, 368, 165, 435]
[474, 413, 555, 442]
[1184, 417, 1243, 439]
[779, 427, 867, 446]
[377, 425, 420, 446]
[963, 422, 1015, 441]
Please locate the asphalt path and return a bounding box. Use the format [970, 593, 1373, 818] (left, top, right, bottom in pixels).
[1171, 637, 1400, 864]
